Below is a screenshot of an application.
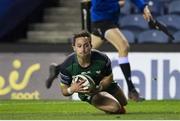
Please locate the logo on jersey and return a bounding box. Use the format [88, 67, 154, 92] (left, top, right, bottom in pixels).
[81, 71, 91, 75]
[96, 70, 101, 74]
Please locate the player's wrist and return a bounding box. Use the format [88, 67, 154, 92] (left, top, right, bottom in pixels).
[96, 85, 103, 92]
[67, 87, 73, 95]
[141, 4, 148, 13]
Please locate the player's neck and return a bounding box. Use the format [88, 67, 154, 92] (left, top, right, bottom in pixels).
[77, 55, 91, 68]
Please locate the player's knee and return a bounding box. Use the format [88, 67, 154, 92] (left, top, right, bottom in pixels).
[117, 97, 128, 106]
[119, 45, 129, 56]
[109, 103, 120, 113]
[124, 44, 130, 52]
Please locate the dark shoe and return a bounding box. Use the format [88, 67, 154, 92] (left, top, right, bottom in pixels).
[128, 89, 145, 102]
[46, 63, 58, 89]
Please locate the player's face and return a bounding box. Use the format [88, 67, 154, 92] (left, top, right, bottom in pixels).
[73, 37, 92, 58]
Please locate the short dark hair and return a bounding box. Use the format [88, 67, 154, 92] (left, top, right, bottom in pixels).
[72, 31, 91, 46]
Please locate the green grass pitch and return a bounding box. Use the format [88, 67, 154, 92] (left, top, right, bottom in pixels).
[0, 100, 180, 120]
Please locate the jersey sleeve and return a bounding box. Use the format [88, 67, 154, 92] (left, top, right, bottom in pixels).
[103, 56, 112, 76]
[57, 66, 72, 86]
[130, 0, 147, 12]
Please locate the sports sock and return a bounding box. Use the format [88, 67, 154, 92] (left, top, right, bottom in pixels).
[118, 57, 135, 92]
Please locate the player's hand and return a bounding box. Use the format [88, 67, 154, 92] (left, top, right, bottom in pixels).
[70, 80, 86, 93]
[119, 0, 125, 7]
[143, 5, 153, 22]
[79, 85, 102, 95]
[77, 86, 94, 94]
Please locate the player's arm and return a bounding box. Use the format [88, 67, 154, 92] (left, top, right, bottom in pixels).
[97, 73, 113, 91]
[95, 55, 114, 92]
[58, 70, 72, 96]
[119, 0, 125, 7]
[60, 81, 85, 96]
[58, 70, 86, 96]
[59, 83, 72, 96]
[131, 0, 152, 21]
[143, 5, 152, 21]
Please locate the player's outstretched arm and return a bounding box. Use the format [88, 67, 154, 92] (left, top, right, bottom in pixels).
[119, 0, 125, 7]
[143, 5, 153, 21]
[131, 0, 152, 21]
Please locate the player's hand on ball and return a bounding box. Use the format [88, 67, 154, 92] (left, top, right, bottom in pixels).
[72, 74, 96, 94]
[70, 80, 86, 93]
[79, 84, 102, 96]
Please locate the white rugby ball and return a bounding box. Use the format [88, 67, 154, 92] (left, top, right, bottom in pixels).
[73, 74, 95, 90]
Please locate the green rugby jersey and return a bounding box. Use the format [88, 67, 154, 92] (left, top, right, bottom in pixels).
[58, 49, 112, 86]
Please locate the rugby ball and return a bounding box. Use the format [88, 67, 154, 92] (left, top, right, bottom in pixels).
[73, 74, 95, 90]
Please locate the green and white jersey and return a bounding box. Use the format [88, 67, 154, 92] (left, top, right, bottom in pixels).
[58, 49, 112, 86]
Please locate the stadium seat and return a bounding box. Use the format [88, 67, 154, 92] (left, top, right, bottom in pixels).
[121, 30, 135, 43]
[119, 14, 148, 37]
[158, 0, 171, 14]
[158, 0, 171, 2]
[168, 0, 180, 15]
[157, 15, 180, 34]
[173, 31, 180, 43]
[137, 29, 169, 43]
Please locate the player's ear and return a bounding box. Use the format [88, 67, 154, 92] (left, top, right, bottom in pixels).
[89, 39, 92, 48]
[90, 44, 93, 48]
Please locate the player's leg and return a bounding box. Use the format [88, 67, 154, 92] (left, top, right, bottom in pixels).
[104, 28, 144, 101]
[107, 83, 127, 106]
[45, 63, 59, 88]
[91, 34, 104, 49]
[91, 91, 126, 114]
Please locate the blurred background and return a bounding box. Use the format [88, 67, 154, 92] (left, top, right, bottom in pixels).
[0, 0, 180, 44]
[0, 0, 179, 100]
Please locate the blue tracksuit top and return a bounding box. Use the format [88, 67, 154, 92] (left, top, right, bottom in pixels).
[91, 0, 146, 22]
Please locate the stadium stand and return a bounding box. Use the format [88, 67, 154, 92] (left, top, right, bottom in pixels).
[0, 0, 179, 45]
[131, 0, 164, 16]
[0, 0, 44, 42]
[120, 0, 132, 17]
[158, 0, 172, 14]
[157, 15, 180, 34]
[173, 31, 180, 43]
[137, 29, 169, 43]
[0, 0, 59, 42]
[146, 0, 164, 17]
[168, 0, 180, 15]
[119, 14, 149, 38]
[121, 30, 136, 44]
[20, 0, 81, 43]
